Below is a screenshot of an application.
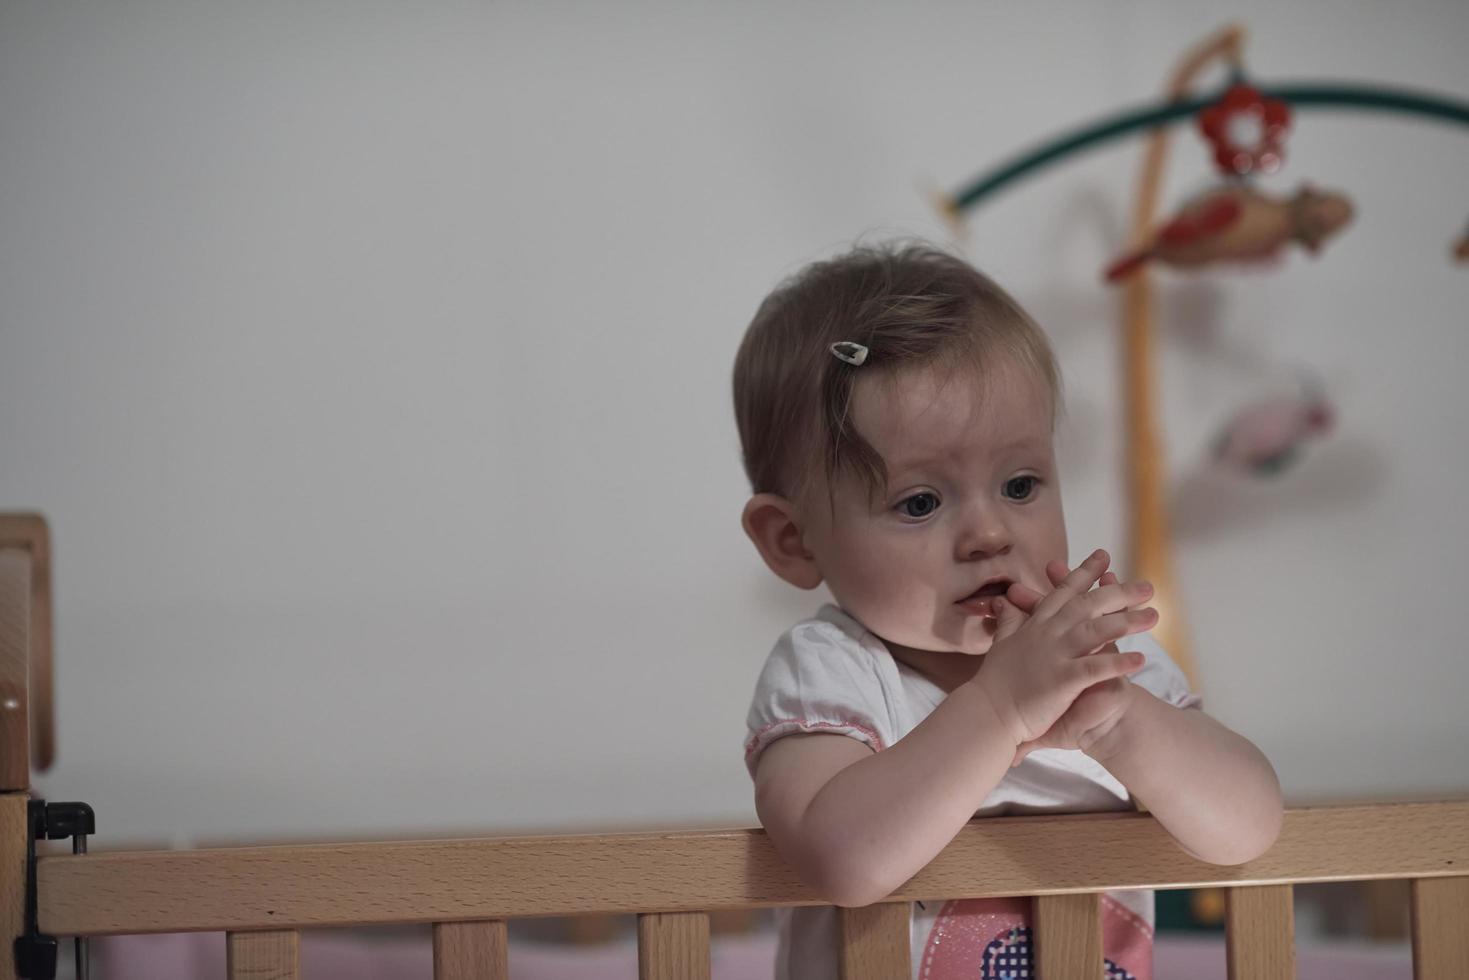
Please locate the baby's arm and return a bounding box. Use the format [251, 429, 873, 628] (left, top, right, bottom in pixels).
[1086, 689, 1283, 865]
[755, 552, 1153, 907]
[1007, 560, 1283, 865]
[754, 681, 1019, 908]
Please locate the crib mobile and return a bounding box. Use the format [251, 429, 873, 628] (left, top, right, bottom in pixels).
[934, 23, 1469, 690]
[5, 23, 1469, 980]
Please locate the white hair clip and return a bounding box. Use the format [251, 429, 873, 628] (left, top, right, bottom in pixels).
[830, 341, 869, 366]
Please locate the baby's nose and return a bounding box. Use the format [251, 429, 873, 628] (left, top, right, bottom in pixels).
[956, 519, 1012, 560]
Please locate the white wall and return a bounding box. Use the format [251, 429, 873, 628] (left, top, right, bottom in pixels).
[2, 1, 1466, 846]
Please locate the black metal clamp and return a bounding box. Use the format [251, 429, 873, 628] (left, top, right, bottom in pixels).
[14, 799, 94, 980]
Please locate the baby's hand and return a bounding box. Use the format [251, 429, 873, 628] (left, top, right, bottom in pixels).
[969, 550, 1155, 753]
[1004, 562, 1151, 765]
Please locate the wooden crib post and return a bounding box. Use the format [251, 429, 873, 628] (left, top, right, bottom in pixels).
[1, 545, 34, 980]
[1, 545, 32, 792]
[1410, 876, 1469, 979]
[0, 515, 52, 776]
[0, 795, 24, 980]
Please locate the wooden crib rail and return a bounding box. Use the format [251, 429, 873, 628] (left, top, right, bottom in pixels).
[37, 801, 1469, 932]
[31, 799, 1469, 979]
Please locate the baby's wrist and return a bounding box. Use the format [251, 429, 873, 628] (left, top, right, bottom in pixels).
[1080, 681, 1143, 762]
[961, 673, 1025, 748]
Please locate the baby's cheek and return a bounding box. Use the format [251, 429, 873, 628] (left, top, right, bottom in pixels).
[841, 551, 938, 636]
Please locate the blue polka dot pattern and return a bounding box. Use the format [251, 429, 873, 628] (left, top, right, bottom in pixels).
[980, 926, 1138, 980]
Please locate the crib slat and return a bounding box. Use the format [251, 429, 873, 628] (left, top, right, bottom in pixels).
[1034, 892, 1101, 978]
[838, 901, 909, 980]
[1224, 883, 1294, 980]
[226, 930, 299, 980]
[637, 911, 709, 980]
[1410, 875, 1469, 979]
[433, 920, 509, 980]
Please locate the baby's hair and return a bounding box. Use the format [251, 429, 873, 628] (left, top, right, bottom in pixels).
[732, 241, 1060, 502]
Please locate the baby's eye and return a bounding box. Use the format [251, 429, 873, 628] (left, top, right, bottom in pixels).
[897, 492, 940, 519]
[1002, 476, 1039, 501]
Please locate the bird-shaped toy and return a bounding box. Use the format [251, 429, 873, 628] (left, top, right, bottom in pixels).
[1105, 182, 1353, 282]
[1211, 378, 1333, 477]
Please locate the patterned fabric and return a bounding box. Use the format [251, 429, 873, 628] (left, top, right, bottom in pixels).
[916, 895, 1152, 980]
[984, 925, 1034, 978]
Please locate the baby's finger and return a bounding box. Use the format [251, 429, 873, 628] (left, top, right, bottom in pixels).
[1051, 580, 1154, 633]
[1004, 581, 1046, 614]
[1046, 559, 1070, 588]
[1033, 549, 1111, 621]
[992, 595, 1027, 642]
[1048, 563, 1118, 594]
[1066, 647, 1146, 689]
[1064, 607, 1157, 653]
[1099, 570, 1157, 613]
[1048, 561, 1117, 590]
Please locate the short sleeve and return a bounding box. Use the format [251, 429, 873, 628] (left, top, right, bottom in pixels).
[1122, 632, 1203, 710]
[744, 618, 893, 778]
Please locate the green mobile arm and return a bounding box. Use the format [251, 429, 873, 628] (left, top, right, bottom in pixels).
[948, 83, 1469, 214]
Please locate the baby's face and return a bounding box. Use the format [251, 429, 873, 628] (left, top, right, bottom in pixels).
[797, 357, 1067, 657]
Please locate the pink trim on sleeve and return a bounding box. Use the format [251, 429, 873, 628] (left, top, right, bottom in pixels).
[744, 718, 886, 764]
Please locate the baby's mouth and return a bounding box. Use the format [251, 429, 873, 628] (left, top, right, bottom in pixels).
[956, 579, 1012, 617]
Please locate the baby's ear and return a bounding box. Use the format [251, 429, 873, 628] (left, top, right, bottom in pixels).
[741, 494, 823, 590]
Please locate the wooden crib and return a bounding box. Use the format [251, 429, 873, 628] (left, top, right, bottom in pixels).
[4, 514, 1467, 980]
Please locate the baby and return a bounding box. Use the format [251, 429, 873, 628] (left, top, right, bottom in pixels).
[734, 243, 1282, 979]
